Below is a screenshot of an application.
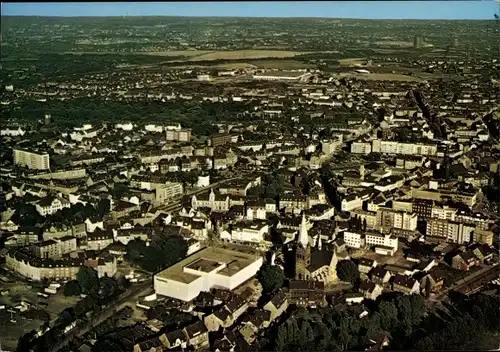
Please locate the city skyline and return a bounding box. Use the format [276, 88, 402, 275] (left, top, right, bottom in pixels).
[2, 1, 498, 20]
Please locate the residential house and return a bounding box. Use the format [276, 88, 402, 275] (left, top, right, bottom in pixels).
[420, 268, 446, 294]
[359, 281, 383, 300]
[358, 258, 377, 274]
[451, 251, 478, 271]
[263, 289, 288, 322]
[391, 274, 420, 294]
[183, 321, 209, 349]
[369, 267, 392, 285]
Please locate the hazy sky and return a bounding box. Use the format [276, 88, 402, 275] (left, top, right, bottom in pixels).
[1, 1, 498, 20]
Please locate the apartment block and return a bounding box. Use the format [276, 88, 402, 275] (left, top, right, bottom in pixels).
[13, 149, 50, 170]
[426, 218, 474, 244]
[166, 129, 192, 142]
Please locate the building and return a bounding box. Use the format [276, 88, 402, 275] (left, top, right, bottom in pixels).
[225, 220, 269, 244]
[376, 208, 418, 232]
[166, 129, 192, 142]
[252, 71, 309, 81]
[263, 289, 288, 322]
[451, 251, 478, 271]
[414, 35, 423, 49]
[155, 182, 184, 203]
[359, 281, 383, 300]
[344, 231, 398, 255]
[294, 214, 338, 283]
[391, 274, 420, 294]
[426, 219, 474, 244]
[153, 247, 263, 302]
[211, 133, 232, 147]
[5, 249, 116, 281]
[13, 148, 50, 170]
[31, 236, 77, 259]
[287, 280, 325, 307]
[35, 195, 71, 216]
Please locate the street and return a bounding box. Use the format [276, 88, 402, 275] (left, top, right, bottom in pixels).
[433, 264, 499, 301]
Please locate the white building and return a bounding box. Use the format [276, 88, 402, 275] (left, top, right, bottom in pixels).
[14, 149, 50, 170]
[115, 123, 134, 131]
[197, 175, 210, 188]
[341, 194, 363, 212]
[35, 196, 71, 216]
[351, 142, 372, 154]
[344, 231, 398, 254]
[153, 247, 263, 302]
[253, 71, 309, 81]
[1, 126, 25, 137]
[343, 231, 366, 249]
[226, 221, 269, 244]
[371, 140, 437, 156]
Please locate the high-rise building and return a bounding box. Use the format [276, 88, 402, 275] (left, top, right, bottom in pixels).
[13, 149, 50, 170]
[413, 35, 423, 49]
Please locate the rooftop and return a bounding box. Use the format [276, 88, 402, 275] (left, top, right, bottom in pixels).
[155, 246, 261, 284]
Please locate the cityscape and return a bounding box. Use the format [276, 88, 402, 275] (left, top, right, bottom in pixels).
[0, 1, 499, 352]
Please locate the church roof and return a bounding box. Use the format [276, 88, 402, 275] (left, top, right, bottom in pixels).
[307, 247, 335, 273]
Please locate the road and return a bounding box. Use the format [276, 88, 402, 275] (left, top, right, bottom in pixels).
[434, 264, 499, 301]
[51, 282, 153, 352]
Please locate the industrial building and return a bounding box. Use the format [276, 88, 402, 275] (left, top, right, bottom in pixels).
[153, 247, 263, 302]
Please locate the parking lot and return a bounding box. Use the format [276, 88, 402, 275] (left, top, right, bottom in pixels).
[349, 247, 412, 267]
[0, 270, 80, 350]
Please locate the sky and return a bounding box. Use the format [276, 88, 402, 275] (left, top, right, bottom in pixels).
[1, 1, 498, 20]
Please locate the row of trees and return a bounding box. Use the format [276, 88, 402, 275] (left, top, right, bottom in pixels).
[125, 236, 188, 273]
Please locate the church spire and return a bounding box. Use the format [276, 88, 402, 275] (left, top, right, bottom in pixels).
[298, 212, 309, 248]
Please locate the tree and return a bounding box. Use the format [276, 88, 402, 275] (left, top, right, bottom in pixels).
[76, 266, 100, 294]
[63, 280, 81, 296]
[257, 263, 284, 295]
[336, 260, 359, 283]
[100, 276, 118, 299]
[56, 308, 74, 327]
[96, 199, 110, 217]
[125, 236, 188, 272]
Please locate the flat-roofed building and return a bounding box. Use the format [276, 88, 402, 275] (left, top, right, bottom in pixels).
[154, 247, 263, 302]
[13, 148, 50, 170]
[253, 71, 310, 81]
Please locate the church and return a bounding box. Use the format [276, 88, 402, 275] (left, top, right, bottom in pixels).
[292, 213, 339, 284]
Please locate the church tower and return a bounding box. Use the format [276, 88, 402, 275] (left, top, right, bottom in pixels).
[295, 213, 311, 280]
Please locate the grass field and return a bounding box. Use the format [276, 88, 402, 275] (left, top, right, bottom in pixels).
[64, 50, 212, 57]
[186, 50, 309, 61]
[338, 58, 366, 66]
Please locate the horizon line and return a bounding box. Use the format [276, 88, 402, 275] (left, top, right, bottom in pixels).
[2, 14, 496, 21]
